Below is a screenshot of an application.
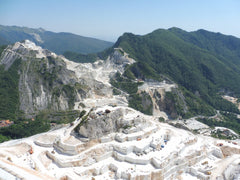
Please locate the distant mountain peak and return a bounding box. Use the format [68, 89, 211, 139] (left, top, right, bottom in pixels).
[37, 27, 45, 32]
[0, 25, 114, 54]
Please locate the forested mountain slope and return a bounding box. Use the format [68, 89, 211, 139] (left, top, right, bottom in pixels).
[0, 25, 113, 54]
[113, 28, 240, 116]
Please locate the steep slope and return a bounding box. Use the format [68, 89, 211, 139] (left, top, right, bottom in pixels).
[0, 25, 113, 54]
[0, 40, 90, 141]
[0, 40, 135, 141]
[113, 28, 240, 118]
[0, 40, 83, 115]
[169, 27, 240, 66]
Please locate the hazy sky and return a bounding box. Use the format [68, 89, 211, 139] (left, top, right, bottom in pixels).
[0, 0, 239, 42]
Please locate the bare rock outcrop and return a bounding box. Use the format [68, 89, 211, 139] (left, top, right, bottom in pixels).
[78, 108, 125, 139]
[0, 40, 90, 118]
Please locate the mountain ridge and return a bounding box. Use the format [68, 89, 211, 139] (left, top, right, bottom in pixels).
[0, 25, 113, 54]
[114, 28, 240, 111]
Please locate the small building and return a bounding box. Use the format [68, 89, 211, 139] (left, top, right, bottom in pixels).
[0, 120, 14, 128]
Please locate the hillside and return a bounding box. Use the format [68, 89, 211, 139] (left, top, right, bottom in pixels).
[113, 28, 240, 117]
[0, 25, 113, 54]
[0, 40, 134, 142]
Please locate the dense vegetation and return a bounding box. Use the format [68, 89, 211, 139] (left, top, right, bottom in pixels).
[110, 72, 140, 94]
[0, 48, 81, 142]
[114, 28, 240, 118]
[197, 111, 240, 136]
[0, 45, 7, 57]
[124, 62, 161, 81]
[129, 92, 153, 115]
[180, 87, 215, 118]
[0, 112, 51, 142]
[0, 57, 51, 142]
[0, 109, 79, 143]
[0, 25, 113, 54]
[36, 110, 80, 124]
[74, 109, 91, 133]
[0, 58, 21, 120]
[110, 71, 153, 115]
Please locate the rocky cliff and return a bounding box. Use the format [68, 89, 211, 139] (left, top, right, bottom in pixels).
[0, 40, 135, 119]
[0, 40, 88, 118]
